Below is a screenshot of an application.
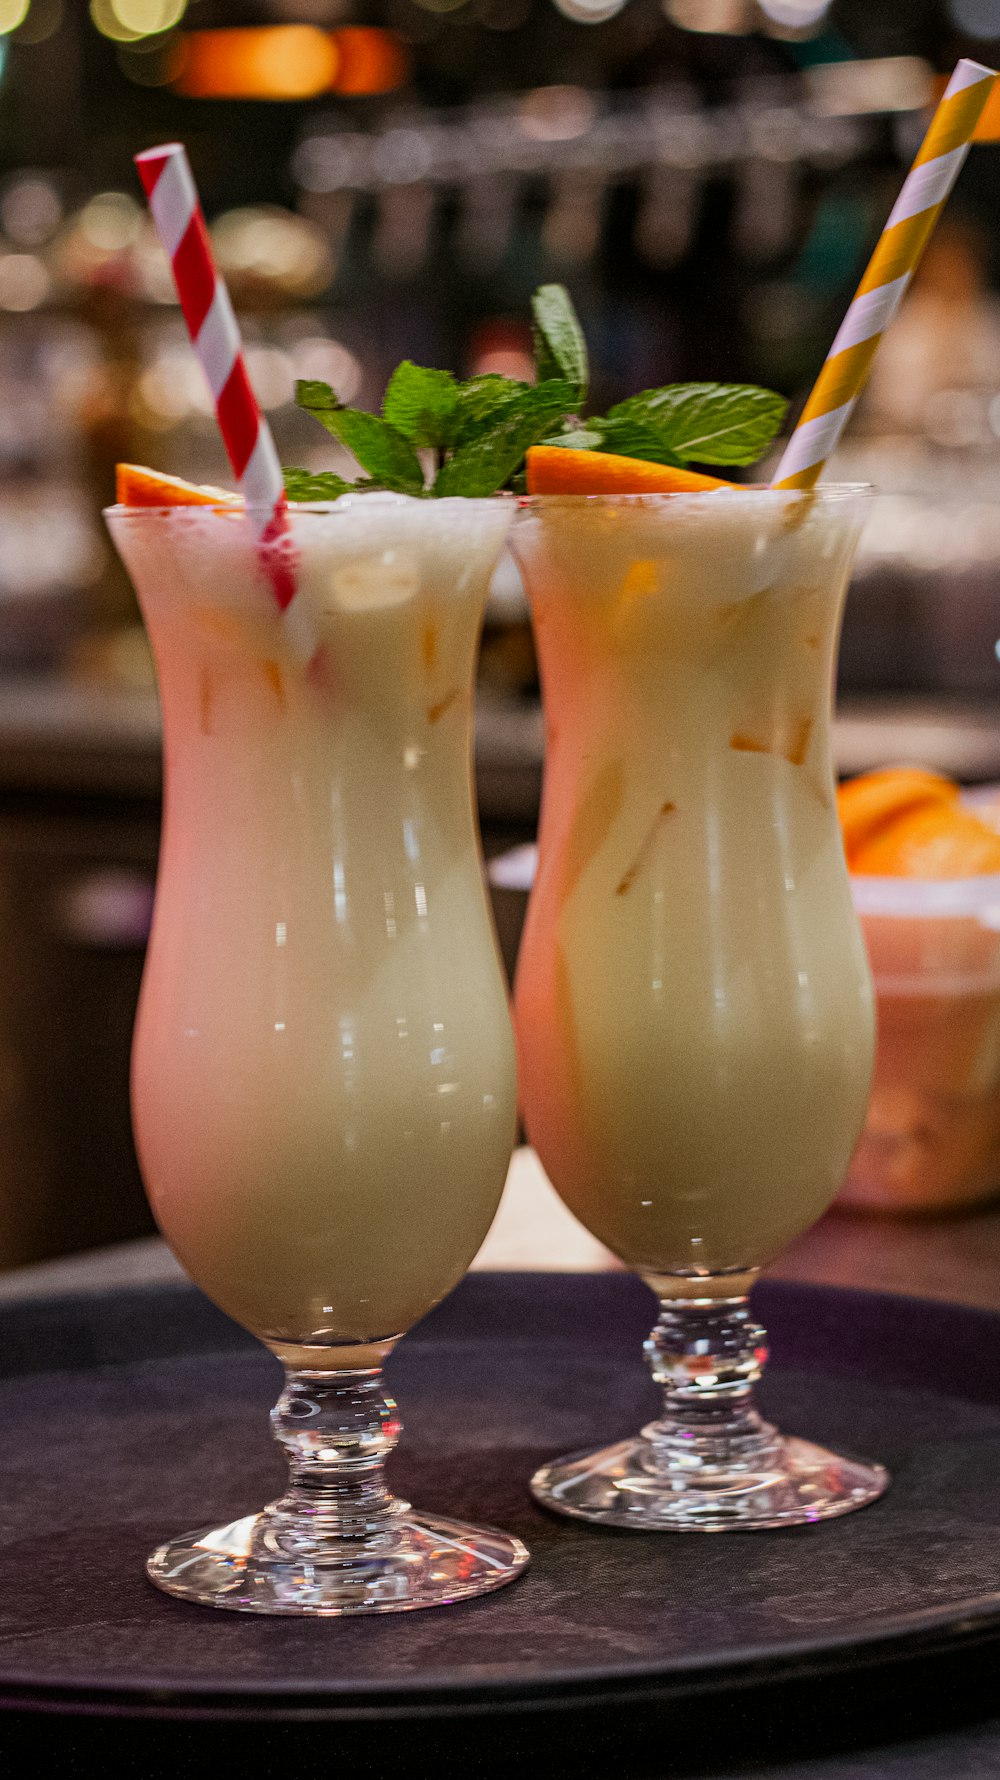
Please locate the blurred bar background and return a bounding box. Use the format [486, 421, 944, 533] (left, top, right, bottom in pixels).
[0, 0, 998, 1266]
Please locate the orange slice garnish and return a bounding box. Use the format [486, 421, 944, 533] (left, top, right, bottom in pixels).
[837, 768, 958, 869]
[525, 446, 730, 496]
[116, 464, 242, 508]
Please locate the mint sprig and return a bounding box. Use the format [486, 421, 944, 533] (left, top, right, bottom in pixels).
[436, 381, 578, 498]
[296, 381, 424, 494]
[382, 362, 458, 451]
[283, 466, 355, 501]
[531, 284, 589, 405]
[286, 287, 788, 498]
[601, 383, 788, 468]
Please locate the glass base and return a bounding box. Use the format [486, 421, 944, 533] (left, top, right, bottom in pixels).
[148, 1506, 529, 1615]
[531, 1432, 889, 1532]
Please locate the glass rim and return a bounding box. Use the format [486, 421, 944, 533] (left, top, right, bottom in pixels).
[104, 485, 874, 520]
[515, 482, 874, 506]
[103, 491, 518, 520]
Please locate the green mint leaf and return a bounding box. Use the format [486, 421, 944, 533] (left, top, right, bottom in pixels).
[540, 425, 606, 450]
[452, 375, 534, 447]
[434, 383, 577, 497]
[382, 361, 459, 450]
[295, 381, 424, 493]
[591, 415, 684, 467]
[606, 383, 787, 467]
[283, 466, 354, 501]
[296, 379, 341, 419]
[531, 285, 588, 404]
[325, 411, 425, 493]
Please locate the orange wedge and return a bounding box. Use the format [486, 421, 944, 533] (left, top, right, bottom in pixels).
[851, 802, 1000, 878]
[525, 446, 730, 496]
[116, 464, 242, 508]
[837, 768, 958, 868]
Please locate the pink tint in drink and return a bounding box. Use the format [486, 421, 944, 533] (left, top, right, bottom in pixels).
[106, 492, 527, 1615]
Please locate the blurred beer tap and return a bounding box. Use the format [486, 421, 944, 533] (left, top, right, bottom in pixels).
[634, 166, 698, 268]
[732, 156, 797, 263]
[457, 175, 517, 273]
[541, 169, 606, 268]
[373, 183, 435, 279]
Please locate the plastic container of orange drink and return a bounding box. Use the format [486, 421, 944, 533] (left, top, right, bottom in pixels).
[839, 771, 1000, 1212]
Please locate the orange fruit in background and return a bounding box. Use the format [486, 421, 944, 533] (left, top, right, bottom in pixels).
[525, 446, 730, 496]
[116, 464, 241, 508]
[839, 767, 1000, 877]
[837, 768, 958, 869]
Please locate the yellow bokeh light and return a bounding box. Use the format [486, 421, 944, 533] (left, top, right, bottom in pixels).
[90, 0, 141, 38]
[90, 0, 185, 40]
[0, 1, 31, 34]
[112, 0, 186, 32]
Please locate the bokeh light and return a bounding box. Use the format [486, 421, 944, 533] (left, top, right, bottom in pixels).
[90, 0, 185, 39]
[332, 27, 408, 95]
[0, 1, 29, 32]
[1, 175, 62, 246]
[664, 0, 752, 31]
[550, 0, 626, 22]
[211, 206, 333, 297]
[519, 86, 596, 141]
[79, 192, 143, 252]
[0, 253, 50, 310]
[243, 345, 296, 411]
[757, 0, 830, 28]
[111, 0, 185, 31]
[171, 27, 339, 98]
[290, 337, 362, 404]
[949, 0, 1000, 38]
[11, 0, 62, 42]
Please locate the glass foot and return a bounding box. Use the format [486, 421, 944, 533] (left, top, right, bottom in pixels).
[531, 1431, 889, 1532]
[148, 1505, 529, 1615]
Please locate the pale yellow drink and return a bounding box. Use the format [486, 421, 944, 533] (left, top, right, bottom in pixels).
[513, 489, 875, 1284]
[109, 495, 517, 1362]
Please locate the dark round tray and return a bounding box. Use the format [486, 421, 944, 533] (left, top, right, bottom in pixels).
[3, 1271, 1000, 1772]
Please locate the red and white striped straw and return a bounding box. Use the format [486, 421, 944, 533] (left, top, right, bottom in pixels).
[134, 142, 296, 610]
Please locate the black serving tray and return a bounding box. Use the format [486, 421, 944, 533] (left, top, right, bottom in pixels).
[3, 1271, 1000, 1774]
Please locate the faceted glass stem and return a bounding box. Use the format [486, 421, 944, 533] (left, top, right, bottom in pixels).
[531, 1284, 889, 1531]
[254, 1369, 406, 1558]
[147, 1367, 528, 1614]
[641, 1295, 786, 1480]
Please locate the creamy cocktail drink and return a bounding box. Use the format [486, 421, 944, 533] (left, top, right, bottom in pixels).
[512, 488, 888, 1529]
[107, 493, 526, 1611]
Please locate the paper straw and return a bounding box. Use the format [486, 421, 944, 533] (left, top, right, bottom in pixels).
[772, 58, 997, 491]
[134, 143, 296, 610]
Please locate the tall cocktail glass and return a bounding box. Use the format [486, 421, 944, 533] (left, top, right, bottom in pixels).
[107, 493, 527, 1611]
[511, 488, 887, 1530]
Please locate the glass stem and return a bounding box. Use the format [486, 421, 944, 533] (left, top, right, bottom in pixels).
[642, 1294, 784, 1476]
[256, 1368, 405, 1557]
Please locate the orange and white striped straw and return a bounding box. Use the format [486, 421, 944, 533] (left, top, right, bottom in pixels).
[772, 57, 997, 491]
